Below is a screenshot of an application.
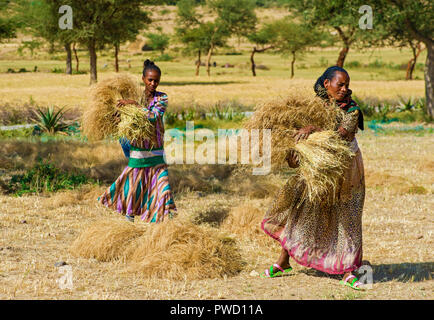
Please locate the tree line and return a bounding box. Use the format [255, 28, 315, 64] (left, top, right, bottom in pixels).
[0, 0, 432, 117]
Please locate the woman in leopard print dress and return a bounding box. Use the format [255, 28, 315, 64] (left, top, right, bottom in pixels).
[261, 66, 366, 290]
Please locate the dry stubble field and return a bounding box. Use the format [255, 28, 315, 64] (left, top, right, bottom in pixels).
[0, 32, 432, 299]
[0, 128, 432, 300]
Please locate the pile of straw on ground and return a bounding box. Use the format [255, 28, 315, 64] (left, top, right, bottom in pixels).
[69, 218, 145, 262]
[82, 74, 147, 141]
[244, 91, 353, 203]
[126, 219, 244, 280]
[70, 217, 244, 280]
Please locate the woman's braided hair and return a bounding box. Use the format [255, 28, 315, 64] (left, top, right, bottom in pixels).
[142, 59, 161, 77]
[314, 66, 349, 100]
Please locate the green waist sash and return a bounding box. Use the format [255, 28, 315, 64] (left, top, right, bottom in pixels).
[128, 146, 166, 168]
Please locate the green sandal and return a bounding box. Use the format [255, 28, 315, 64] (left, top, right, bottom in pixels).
[260, 264, 293, 278]
[340, 274, 363, 290]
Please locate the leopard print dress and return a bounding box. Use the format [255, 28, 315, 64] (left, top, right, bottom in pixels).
[261, 108, 365, 274]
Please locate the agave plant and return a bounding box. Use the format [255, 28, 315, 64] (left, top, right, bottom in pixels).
[32, 106, 69, 135]
[397, 97, 415, 113]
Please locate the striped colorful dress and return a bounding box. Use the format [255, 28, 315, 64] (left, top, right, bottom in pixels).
[98, 91, 177, 223]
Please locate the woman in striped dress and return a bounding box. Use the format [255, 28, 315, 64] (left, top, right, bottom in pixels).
[98, 60, 176, 223]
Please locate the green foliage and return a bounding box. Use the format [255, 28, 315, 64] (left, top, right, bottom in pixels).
[17, 40, 42, 57]
[176, 0, 202, 27]
[164, 111, 178, 126]
[373, 0, 433, 45]
[0, 0, 18, 42]
[176, 0, 255, 74]
[51, 67, 64, 73]
[346, 60, 361, 68]
[247, 23, 276, 46]
[154, 53, 174, 62]
[267, 18, 323, 76]
[0, 127, 34, 139]
[6, 67, 30, 73]
[354, 96, 431, 123]
[353, 96, 375, 118]
[176, 1, 230, 53]
[146, 32, 170, 54]
[8, 159, 93, 196]
[32, 106, 69, 134]
[208, 0, 257, 39]
[372, 0, 433, 118]
[288, 0, 383, 66]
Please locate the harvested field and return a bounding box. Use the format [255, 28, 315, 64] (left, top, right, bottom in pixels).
[0, 131, 432, 299]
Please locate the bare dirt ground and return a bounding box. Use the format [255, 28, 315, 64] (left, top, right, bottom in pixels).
[0, 131, 432, 300]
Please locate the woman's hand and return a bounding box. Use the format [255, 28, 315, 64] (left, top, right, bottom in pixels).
[337, 126, 355, 141]
[293, 125, 321, 142]
[116, 99, 139, 108]
[286, 150, 300, 168]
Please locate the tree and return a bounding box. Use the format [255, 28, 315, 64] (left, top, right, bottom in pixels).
[16, 0, 78, 75]
[103, 2, 150, 73]
[402, 40, 424, 81]
[69, 0, 149, 83]
[373, 0, 433, 118]
[272, 19, 323, 78]
[17, 40, 42, 57]
[175, 0, 229, 76]
[208, 0, 257, 46]
[176, 24, 211, 76]
[201, 22, 229, 76]
[177, 0, 256, 76]
[72, 42, 80, 72]
[0, 1, 18, 42]
[146, 32, 170, 55]
[247, 24, 276, 76]
[288, 0, 378, 67]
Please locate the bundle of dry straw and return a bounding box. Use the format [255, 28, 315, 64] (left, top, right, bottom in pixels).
[70, 217, 244, 280]
[294, 130, 354, 203]
[117, 105, 156, 148]
[82, 74, 144, 141]
[244, 91, 354, 203]
[244, 92, 339, 168]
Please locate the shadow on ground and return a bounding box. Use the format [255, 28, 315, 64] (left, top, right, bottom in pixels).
[298, 262, 433, 283]
[371, 262, 433, 283]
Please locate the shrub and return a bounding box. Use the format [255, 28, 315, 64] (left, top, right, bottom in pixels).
[154, 53, 173, 62]
[51, 67, 64, 73]
[368, 59, 386, 68]
[8, 159, 92, 196]
[346, 60, 361, 68]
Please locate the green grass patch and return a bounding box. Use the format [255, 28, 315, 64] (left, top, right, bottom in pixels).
[7, 158, 97, 196]
[407, 186, 428, 195]
[0, 127, 34, 138]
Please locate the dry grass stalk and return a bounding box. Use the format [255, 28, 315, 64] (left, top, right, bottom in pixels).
[70, 217, 244, 280]
[294, 130, 354, 203]
[126, 219, 244, 280]
[244, 91, 339, 169]
[69, 217, 145, 262]
[244, 91, 355, 203]
[116, 104, 156, 147]
[82, 74, 142, 141]
[221, 204, 264, 239]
